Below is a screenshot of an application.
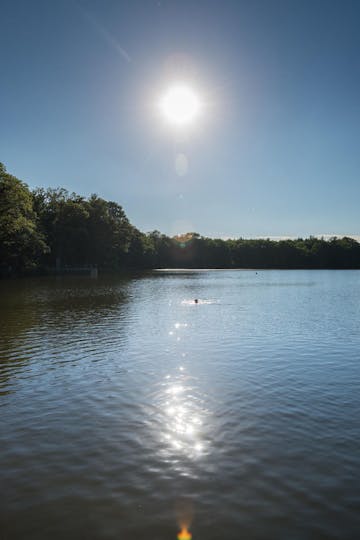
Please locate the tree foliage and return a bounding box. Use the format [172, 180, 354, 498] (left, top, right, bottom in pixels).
[1, 163, 359, 275]
[0, 163, 48, 272]
[32, 188, 137, 269]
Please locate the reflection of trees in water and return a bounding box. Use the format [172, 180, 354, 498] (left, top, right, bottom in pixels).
[0, 280, 39, 395]
[0, 276, 133, 394]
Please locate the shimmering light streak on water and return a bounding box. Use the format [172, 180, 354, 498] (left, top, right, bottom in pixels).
[1, 271, 360, 540]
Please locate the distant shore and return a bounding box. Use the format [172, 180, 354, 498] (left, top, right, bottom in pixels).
[1, 163, 360, 277]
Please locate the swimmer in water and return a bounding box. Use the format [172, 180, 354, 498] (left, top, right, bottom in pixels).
[194, 299, 198, 304]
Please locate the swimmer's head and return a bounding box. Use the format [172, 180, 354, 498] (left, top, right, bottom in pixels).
[194, 299, 198, 304]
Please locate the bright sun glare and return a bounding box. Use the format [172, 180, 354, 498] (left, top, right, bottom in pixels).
[160, 84, 201, 126]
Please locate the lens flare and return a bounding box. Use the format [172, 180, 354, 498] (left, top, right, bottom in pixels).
[175, 153, 188, 176]
[173, 233, 194, 249]
[177, 527, 192, 540]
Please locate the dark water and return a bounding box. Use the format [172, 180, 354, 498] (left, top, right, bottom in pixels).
[1, 270, 360, 540]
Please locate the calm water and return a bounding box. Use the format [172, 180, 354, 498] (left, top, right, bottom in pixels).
[1, 270, 360, 540]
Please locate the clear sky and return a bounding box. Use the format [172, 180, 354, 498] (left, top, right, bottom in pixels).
[1, 0, 359, 238]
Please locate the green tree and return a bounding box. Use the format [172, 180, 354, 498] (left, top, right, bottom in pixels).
[33, 187, 89, 267]
[87, 195, 134, 268]
[0, 163, 48, 273]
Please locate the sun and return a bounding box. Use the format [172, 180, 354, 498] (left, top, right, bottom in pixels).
[159, 84, 201, 126]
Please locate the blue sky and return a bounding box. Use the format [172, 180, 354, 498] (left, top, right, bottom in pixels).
[1, 0, 359, 238]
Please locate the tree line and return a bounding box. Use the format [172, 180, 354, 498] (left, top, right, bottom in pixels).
[1, 162, 359, 275]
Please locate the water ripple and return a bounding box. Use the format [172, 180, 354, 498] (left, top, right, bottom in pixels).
[1, 272, 360, 539]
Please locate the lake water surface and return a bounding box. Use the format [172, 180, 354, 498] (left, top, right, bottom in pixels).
[1, 270, 360, 539]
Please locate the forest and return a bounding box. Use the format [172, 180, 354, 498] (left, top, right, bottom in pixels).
[1, 162, 359, 275]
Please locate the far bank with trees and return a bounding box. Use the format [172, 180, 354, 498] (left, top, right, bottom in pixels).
[1, 162, 359, 276]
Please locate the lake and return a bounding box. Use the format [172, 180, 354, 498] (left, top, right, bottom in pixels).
[1, 270, 360, 539]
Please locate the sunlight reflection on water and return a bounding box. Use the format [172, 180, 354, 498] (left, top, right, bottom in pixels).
[156, 318, 209, 464]
[160, 369, 206, 460]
